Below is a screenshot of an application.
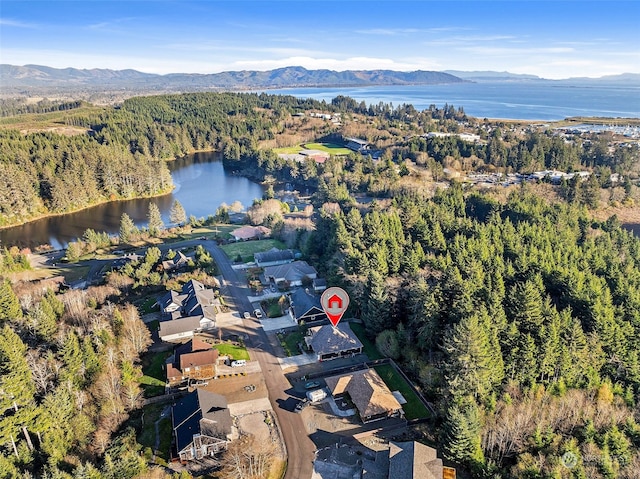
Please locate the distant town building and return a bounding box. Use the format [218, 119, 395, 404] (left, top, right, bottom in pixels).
[345, 137, 369, 152]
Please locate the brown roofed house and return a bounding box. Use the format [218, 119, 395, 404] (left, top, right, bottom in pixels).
[230, 225, 271, 241]
[389, 441, 448, 479]
[166, 337, 219, 387]
[325, 368, 403, 423]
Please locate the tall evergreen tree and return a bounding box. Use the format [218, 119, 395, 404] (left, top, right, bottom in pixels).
[169, 199, 187, 225]
[443, 402, 485, 469]
[146, 203, 164, 237]
[361, 270, 391, 334]
[119, 213, 137, 243]
[0, 280, 22, 323]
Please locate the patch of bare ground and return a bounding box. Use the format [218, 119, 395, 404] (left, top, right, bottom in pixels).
[593, 203, 640, 224]
[202, 372, 268, 404]
[19, 126, 90, 136]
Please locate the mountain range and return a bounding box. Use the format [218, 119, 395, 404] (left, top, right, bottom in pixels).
[1, 64, 638, 99]
[0, 64, 464, 90]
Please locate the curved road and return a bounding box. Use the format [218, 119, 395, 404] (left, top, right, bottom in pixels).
[206, 242, 314, 479]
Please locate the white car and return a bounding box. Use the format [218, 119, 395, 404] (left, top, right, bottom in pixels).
[254, 309, 263, 319]
[243, 311, 251, 319]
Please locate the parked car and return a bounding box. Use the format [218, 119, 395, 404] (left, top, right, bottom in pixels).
[304, 380, 321, 389]
[295, 398, 310, 412]
[231, 360, 246, 367]
[254, 308, 263, 319]
[243, 311, 251, 319]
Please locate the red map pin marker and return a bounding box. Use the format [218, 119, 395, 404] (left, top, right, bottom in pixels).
[321, 287, 350, 327]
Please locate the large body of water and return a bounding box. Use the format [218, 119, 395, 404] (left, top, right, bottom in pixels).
[2, 81, 639, 249]
[265, 81, 640, 121]
[0, 152, 265, 250]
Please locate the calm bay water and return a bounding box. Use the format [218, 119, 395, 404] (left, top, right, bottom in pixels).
[266, 81, 640, 121]
[0, 152, 264, 250]
[2, 82, 639, 249]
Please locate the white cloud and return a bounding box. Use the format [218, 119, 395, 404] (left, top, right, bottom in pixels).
[0, 18, 37, 28]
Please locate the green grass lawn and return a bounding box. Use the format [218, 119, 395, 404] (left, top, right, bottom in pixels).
[273, 142, 352, 156]
[137, 404, 172, 464]
[221, 238, 287, 263]
[349, 322, 383, 360]
[140, 296, 159, 314]
[374, 364, 430, 420]
[214, 342, 250, 361]
[303, 142, 352, 155]
[272, 146, 303, 154]
[55, 265, 91, 283]
[279, 330, 305, 356]
[140, 351, 171, 397]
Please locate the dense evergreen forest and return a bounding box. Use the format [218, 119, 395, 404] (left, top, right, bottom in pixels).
[2, 91, 640, 478]
[2, 91, 636, 228]
[306, 186, 640, 477]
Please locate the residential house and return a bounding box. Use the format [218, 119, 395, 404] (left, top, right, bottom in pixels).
[161, 251, 189, 272]
[254, 248, 296, 267]
[325, 368, 403, 423]
[263, 260, 317, 288]
[159, 316, 202, 342]
[305, 323, 363, 361]
[313, 278, 327, 292]
[157, 279, 218, 342]
[312, 440, 453, 479]
[172, 389, 234, 462]
[389, 441, 454, 479]
[289, 288, 327, 324]
[166, 337, 219, 387]
[230, 225, 271, 241]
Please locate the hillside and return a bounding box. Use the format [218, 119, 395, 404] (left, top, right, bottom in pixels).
[0, 64, 465, 93]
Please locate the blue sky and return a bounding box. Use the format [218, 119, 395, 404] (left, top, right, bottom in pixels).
[1, 1, 638, 79]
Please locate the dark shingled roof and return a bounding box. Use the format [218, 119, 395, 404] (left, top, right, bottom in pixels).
[254, 248, 295, 264]
[159, 316, 202, 338]
[263, 260, 317, 283]
[290, 288, 326, 322]
[309, 323, 363, 356]
[172, 390, 232, 452]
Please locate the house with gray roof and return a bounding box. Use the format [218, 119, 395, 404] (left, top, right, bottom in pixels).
[157, 279, 218, 342]
[159, 316, 202, 342]
[305, 323, 363, 361]
[263, 260, 317, 288]
[172, 389, 234, 462]
[388, 441, 446, 479]
[254, 248, 296, 267]
[289, 288, 327, 324]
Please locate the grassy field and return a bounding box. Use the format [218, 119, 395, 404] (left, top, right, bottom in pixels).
[273, 142, 352, 156]
[350, 322, 383, 360]
[279, 329, 305, 356]
[215, 342, 250, 361]
[140, 351, 171, 397]
[221, 238, 287, 263]
[374, 363, 430, 420]
[303, 142, 352, 155]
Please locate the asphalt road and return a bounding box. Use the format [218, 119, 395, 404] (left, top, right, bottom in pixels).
[206, 242, 315, 479]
